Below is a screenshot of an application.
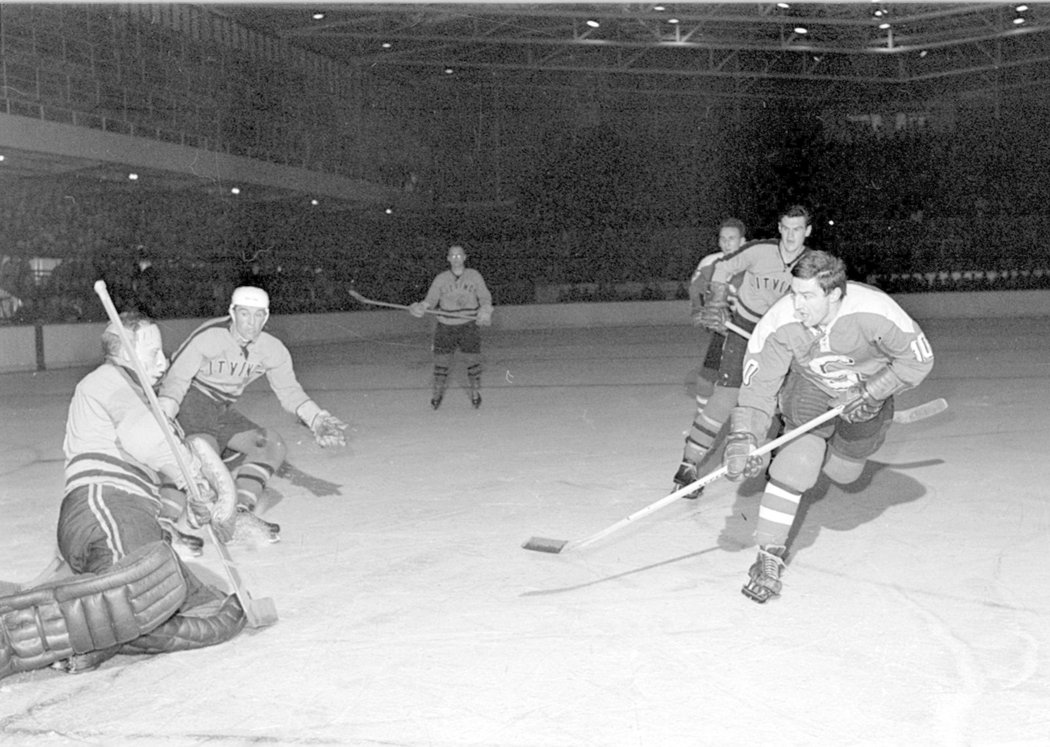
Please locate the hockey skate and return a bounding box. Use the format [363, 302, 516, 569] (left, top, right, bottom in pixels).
[672, 461, 703, 499]
[470, 390, 482, 409]
[431, 391, 444, 410]
[741, 545, 787, 604]
[234, 505, 281, 543]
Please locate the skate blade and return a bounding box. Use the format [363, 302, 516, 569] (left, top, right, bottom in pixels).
[741, 581, 778, 604]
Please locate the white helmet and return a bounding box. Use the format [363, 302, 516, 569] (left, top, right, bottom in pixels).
[230, 286, 269, 310]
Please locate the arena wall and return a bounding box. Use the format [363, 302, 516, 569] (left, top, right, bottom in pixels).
[1, 290, 1048, 374]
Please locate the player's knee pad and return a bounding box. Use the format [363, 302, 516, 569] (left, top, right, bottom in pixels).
[120, 593, 245, 655]
[769, 434, 827, 493]
[822, 450, 866, 485]
[227, 428, 287, 472]
[0, 541, 185, 680]
[433, 353, 452, 370]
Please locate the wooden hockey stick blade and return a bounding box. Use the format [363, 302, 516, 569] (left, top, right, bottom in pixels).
[94, 280, 277, 628]
[209, 526, 279, 628]
[892, 397, 948, 424]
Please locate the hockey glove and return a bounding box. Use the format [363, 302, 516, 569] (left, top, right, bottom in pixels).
[409, 302, 427, 318]
[179, 453, 218, 530]
[187, 435, 237, 543]
[723, 407, 769, 481]
[698, 281, 730, 334]
[476, 308, 493, 327]
[311, 410, 348, 448]
[841, 367, 905, 424]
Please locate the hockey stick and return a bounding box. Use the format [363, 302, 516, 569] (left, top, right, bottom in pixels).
[94, 280, 278, 628]
[893, 397, 948, 424]
[522, 396, 949, 554]
[724, 320, 752, 339]
[347, 289, 477, 320]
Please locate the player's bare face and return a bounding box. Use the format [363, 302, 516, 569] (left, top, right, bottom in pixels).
[232, 305, 268, 343]
[778, 216, 811, 256]
[447, 248, 466, 275]
[128, 324, 167, 385]
[718, 227, 744, 254]
[790, 277, 834, 328]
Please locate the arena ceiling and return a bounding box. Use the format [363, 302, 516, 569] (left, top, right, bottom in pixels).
[214, 2, 1050, 103]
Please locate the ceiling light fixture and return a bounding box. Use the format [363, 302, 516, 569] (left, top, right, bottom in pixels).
[668, 18, 679, 24]
[879, 22, 891, 30]
[1013, 16, 1026, 24]
[794, 26, 808, 35]
[1016, 4, 1029, 11]
[312, 12, 324, 20]
[586, 19, 600, 28]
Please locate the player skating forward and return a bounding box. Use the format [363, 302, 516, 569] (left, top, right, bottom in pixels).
[410, 245, 493, 409]
[1, 313, 243, 680]
[723, 250, 935, 603]
[158, 286, 347, 541]
[674, 206, 813, 496]
[688, 218, 747, 409]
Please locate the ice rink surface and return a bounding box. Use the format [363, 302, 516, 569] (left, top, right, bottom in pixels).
[1, 315, 1047, 746]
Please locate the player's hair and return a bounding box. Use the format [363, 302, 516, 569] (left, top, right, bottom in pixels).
[719, 217, 746, 236]
[792, 250, 848, 297]
[779, 204, 812, 226]
[101, 311, 154, 358]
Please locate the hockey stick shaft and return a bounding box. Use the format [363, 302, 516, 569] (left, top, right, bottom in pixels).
[348, 290, 477, 319]
[724, 320, 751, 339]
[523, 396, 947, 554]
[93, 280, 277, 628]
[523, 403, 848, 554]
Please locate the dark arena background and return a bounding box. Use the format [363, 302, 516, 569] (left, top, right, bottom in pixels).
[1, 4, 1049, 745]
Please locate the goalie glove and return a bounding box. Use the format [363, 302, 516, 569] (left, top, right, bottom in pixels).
[310, 410, 348, 448]
[698, 281, 730, 334]
[187, 435, 238, 543]
[177, 451, 218, 531]
[723, 407, 770, 482]
[841, 367, 905, 424]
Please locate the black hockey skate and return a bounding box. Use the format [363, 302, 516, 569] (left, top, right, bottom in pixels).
[672, 461, 703, 499]
[741, 545, 786, 604]
[471, 391, 482, 409]
[431, 391, 444, 410]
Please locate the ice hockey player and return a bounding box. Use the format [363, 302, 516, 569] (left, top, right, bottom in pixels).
[688, 217, 747, 409]
[1, 312, 243, 680]
[158, 286, 348, 542]
[723, 250, 935, 603]
[673, 205, 813, 498]
[409, 244, 493, 409]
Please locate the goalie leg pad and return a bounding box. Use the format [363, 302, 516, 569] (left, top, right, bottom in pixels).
[1, 541, 185, 680]
[121, 593, 245, 655]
